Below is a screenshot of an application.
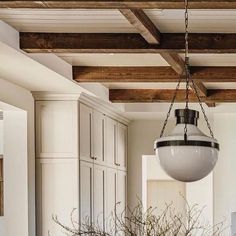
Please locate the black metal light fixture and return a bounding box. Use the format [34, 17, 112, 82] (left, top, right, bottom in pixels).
[154, 0, 219, 182]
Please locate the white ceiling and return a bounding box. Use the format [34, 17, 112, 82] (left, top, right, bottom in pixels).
[0, 9, 135, 33]
[58, 53, 169, 66]
[57, 53, 236, 67]
[0, 9, 236, 33]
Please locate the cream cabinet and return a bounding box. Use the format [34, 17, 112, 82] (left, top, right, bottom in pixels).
[105, 116, 117, 168]
[80, 161, 106, 229]
[106, 167, 117, 221]
[79, 103, 93, 162]
[36, 101, 78, 158]
[36, 159, 79, 236]
[116, 123, 128, 171]
[92, 110, 106, 166]
[34, 94, 128, 236]
[106, 167, 127, 233]
[80, 161, 93, 224]
[93, 164, 106, 230]
[116, 170, 127, 216]
[80, 103, 106, 165]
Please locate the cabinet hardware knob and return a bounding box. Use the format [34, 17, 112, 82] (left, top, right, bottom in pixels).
[115, 163, 121, 166]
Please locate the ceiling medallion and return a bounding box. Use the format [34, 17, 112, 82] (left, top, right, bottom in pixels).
[154, 0, 219, 182]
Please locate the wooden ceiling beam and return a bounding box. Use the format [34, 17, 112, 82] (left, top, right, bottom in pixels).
[1, 1, 236, 9]
[190, 81, 214, 107]
[191, 81, 207, 97]
[159, 52, 185, 75]
[73, 66, 236, 83]
[119, 9, 186, 81]
[109, 89, 236, 103]
[20, 33, 236, 53]
[119, 9, 161, 44]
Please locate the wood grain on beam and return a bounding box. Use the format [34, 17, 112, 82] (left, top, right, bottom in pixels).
[190, 81, 213, 107]
[109, 89, 236, 103]
[20, 33, 236, 53]
[73, 66, 236, 83]
[160, 52, 185, 75]
[1, 1, 236, 9]
[191, 81, 207, 97]
[120, 9, 161, 44]
[205, 102, 216, 107]
[119, 10, 186, 79]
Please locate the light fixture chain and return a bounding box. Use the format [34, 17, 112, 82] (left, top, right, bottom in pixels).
[184, 0, 190, 141]
[159, 76, 182, 138]
[190, 78, 215, 138]
[184, 0, 189, 60]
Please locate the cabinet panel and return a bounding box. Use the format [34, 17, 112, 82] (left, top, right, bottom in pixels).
[93, 110, 105, 166]
[36, 101, 78, 158]
[36, 159, 79, 236]
[80, 161, 93, 225]
[117, 123, 127, 171]
[93, 164, 106, 230]
[80, 103, 93, 163]
[116, 171, 127, 217]
[105, 117, 117, 168]
[106, 168, 117, 233]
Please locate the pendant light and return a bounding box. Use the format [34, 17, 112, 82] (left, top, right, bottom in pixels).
[154, 0, 219, 182]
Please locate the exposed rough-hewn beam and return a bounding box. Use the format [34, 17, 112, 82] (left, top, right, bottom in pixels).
[160, 52, 185, 75]
[20, 33, 236, 53]
[109, 89, 236, 103]
[1, 1, 236, 9]
[73, 66, 236, 83]
[190, 81, 214, 107]
[191, 81, 207, 97]
[205, 102, 216, 107]
[119, 9, 161, 44]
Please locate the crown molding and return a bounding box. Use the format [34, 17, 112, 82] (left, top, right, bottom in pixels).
[32, 92, 130, 125]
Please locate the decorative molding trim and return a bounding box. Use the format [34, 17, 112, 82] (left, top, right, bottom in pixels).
[79, 93, 130, 125]
[32, 92, 82, 101]
[32, 92, 130, 125]
[0, 112, 3, 120]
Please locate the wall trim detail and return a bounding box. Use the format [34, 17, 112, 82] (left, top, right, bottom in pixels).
[32, 92, 130, 125]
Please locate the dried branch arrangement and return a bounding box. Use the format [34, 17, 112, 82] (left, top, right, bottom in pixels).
[52, 200, 227, 236]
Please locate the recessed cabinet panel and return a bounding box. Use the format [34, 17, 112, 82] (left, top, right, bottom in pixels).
[106, 167, 117, 233]
[117, 123, 128, 171]
[36, 159, 79, 236]
[36, 101, 78, 158]
[80, 161, 93, 224]
[80, 103, 93, 162]
[93, 110, 105, 165]
[116, 170, 127, 217]
[93, 164, 106, 230]
[105, 117, 117, 168]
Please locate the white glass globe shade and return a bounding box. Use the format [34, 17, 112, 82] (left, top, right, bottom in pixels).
[154, 110, 219, 182]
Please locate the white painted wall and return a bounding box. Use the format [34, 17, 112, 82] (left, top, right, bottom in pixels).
[0, 115, 4, 236]
[0, 78, 35, 236]
[128, 119, 174, 208]
[213, 113, 236, 234]
[0, 117, 3, 154]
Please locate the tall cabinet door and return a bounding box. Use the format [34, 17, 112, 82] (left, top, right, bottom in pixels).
[105, 117, 117, 168]
[106, 168, 117, 233]
[36, 159, 79, 236]
[93, 110, 105, 166]
[116, 170, 127, 217]
[117, 123, 127, 171]
[80, 161, 93, 225]
[93, 164, 106, 230]
[80, 103, 93, 163]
